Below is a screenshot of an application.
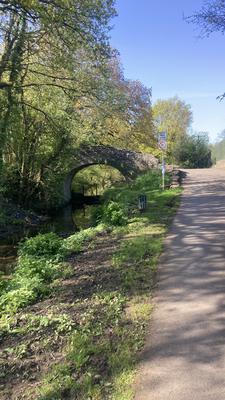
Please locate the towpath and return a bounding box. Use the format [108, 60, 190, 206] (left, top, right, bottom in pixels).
[135, 168, 225, 400]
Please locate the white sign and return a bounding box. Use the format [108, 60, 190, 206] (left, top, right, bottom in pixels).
[158, 139, 167, 151]
[158, 131, 167, 151]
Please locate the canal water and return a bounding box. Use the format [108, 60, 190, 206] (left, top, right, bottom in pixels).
[0, 203, 98, 274]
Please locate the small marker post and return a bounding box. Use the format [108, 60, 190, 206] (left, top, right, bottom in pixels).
[158, 132, 167, 190]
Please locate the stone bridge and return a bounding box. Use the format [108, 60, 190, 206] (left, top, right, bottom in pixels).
[63, 145, 158, 203]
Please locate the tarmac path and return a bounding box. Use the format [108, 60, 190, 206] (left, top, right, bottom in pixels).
[135, 168, 225, 400]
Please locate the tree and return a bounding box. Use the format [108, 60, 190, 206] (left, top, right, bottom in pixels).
[0, 2, 155, 208]
[0, 0, 118, 206]
[72, 54, 155, 152]
[187, 1, 225, 36]
[152, 96, 192, 162]
[0, 0, 116, 158]
[187, 0, 225, 101]
[174, 132, 213, 168]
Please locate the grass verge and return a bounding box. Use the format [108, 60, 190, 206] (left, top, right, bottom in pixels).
[0, 171, 182, 400]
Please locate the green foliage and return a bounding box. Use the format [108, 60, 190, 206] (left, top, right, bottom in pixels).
[4, 343, 28, 359]
[0, 233, 70, 323]
[0, 3, 155, 209]
[38, 292, 126, 400]
[132, 170, 170, 191]
[18, 233, 65, 261]
[6, 312, 75, 336]
[174, 133, 212, 168]
[100, 201, 128, 226]
[0, 171, 182, 400]
[102, 170, 170, 211]
[68, 331, 92, 370]
[0, 286, 37, 315]
[0, 0, 118, 208]
[153, 96, 192, 162]
[72, 165, 125, 196]
[113, 238, 162, 269]
[0, 274, 8, 294]
[15, 256, 64, 285]
[113, 237, 161, 292]
[64, 224, 104, 252]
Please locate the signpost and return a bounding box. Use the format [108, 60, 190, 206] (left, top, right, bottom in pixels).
[158, 132, 167, 190]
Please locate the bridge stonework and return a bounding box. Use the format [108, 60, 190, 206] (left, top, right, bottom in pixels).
[63, 145, 158, 203]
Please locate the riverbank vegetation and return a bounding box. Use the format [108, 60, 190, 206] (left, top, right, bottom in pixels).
[0, 171, 182, 399]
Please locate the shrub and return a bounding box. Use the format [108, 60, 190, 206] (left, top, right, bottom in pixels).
[18, 232, 65, 260]
[101, 201, 128, 226]
[0, 286, 38, 315]
[0, 233, 68, 319]
[91, 204, 105, 226]
[15, 256, 63, 284]
[132, 170, 163, 191]
[95, 201, 128, 226]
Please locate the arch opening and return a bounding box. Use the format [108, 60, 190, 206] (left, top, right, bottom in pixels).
[64, 162, 127, 204]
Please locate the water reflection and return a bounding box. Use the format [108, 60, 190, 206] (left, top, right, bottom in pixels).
[0, 203, 99, 273]
[47, 204, 98, 233]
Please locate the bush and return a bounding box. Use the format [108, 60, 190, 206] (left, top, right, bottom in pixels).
[91, 204, 105, 226]
[132, 170, 163, 191]
[18, 232, 65, 260]
[102, 201, 128, 226]
[0, 257, 65, 317]
[15, 256, 63, 284]
[0, 287, 37, 315]
[0, 233, 68, 319]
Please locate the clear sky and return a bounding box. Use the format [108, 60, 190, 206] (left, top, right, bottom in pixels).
[110, 0, 225, 142]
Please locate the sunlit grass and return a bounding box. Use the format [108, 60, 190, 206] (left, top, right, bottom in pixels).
[1, 171, 182, 399]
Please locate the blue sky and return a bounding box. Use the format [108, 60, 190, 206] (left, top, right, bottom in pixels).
[110, 0, 225, 142]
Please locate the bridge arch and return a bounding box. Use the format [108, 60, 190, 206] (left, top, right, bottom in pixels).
[63, 146, 158, 203]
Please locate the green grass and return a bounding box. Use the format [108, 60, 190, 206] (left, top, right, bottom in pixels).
[37, 173, 182, 400]
[0, 171, 182, 399]
[63, 223, 105, 252]
[97, 172, 182, 398]
[0, 227, 105, 333]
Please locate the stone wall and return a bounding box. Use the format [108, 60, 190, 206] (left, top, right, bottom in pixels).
[63, 145, 158, 203]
